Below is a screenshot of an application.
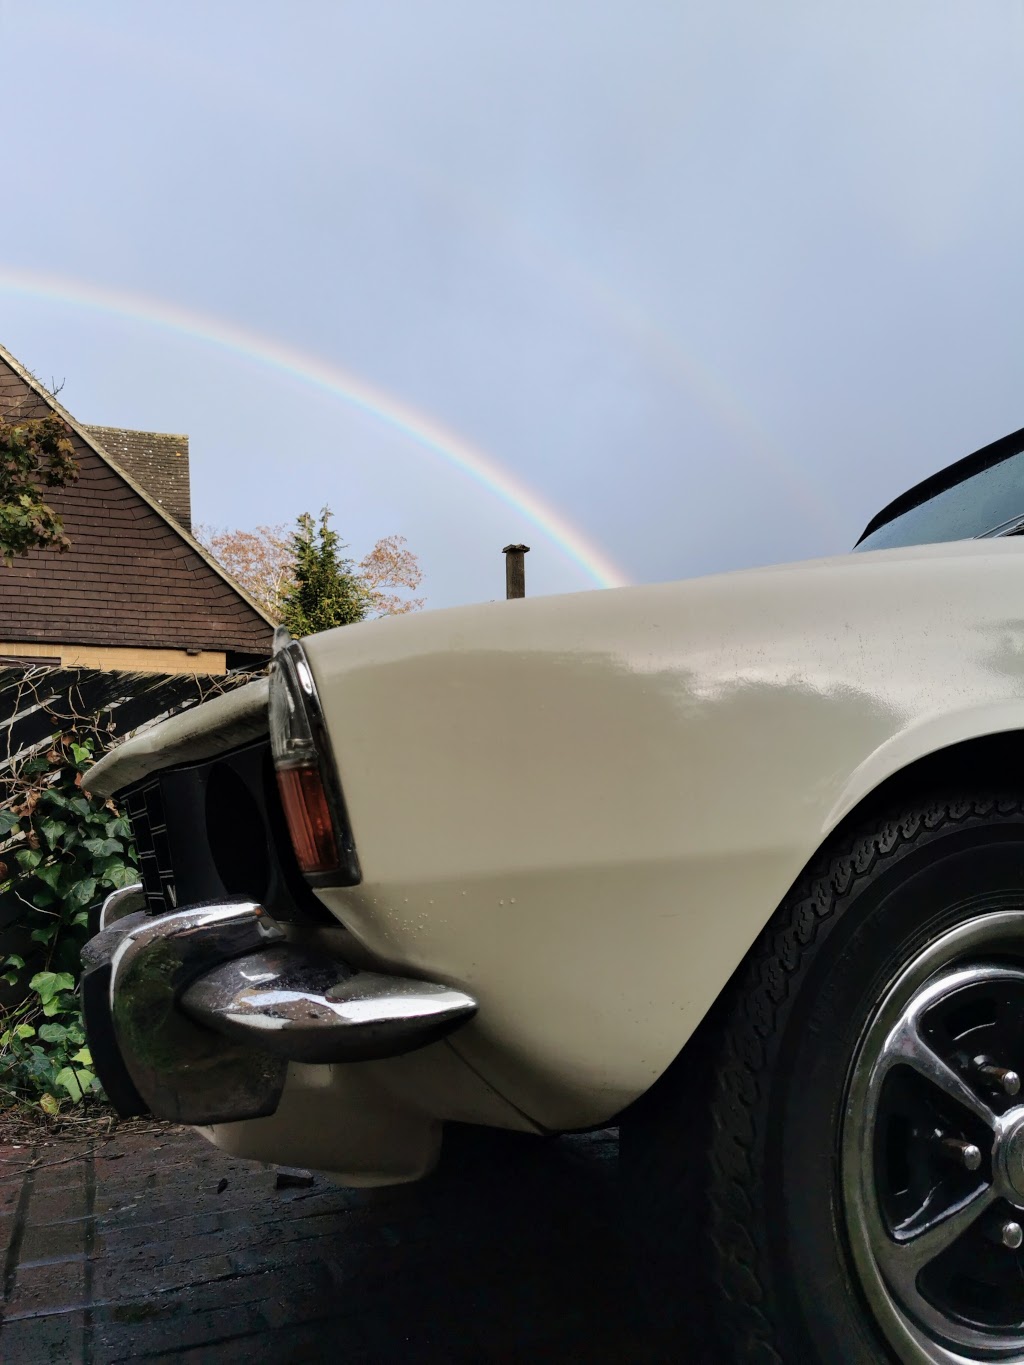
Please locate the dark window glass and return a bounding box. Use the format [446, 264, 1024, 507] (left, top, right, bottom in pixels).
[858, 449, 1024, 552]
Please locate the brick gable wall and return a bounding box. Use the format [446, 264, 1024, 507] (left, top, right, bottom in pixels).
[0, 356, 272, 658]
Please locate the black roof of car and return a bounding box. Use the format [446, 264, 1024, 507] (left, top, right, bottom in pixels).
[857, 424, 1024, 546]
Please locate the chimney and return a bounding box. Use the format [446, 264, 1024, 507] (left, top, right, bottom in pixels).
[502, 544, 530, 599]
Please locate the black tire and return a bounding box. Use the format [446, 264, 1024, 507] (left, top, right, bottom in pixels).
[619, 793, 1024, 1364]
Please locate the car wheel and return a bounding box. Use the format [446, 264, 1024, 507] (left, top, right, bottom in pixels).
[620, 794, 1024, 1363]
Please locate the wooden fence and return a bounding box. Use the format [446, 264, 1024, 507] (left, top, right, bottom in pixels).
[0, 666, 256, 807]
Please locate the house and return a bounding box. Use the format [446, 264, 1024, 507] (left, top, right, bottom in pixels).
[0, 344, 274, 673]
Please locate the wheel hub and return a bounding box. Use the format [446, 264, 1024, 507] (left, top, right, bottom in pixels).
[842, 911, 1024, 1364]
[994, 1110, 1024, 1206]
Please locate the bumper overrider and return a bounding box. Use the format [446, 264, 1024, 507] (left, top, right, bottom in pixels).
[81, 888, 478, 1126]
[80, 638, 477, 1129]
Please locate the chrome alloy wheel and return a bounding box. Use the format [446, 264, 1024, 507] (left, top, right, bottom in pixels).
[843, 912, 1024, 1364]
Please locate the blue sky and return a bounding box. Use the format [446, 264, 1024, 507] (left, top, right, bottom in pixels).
[1, 1, 1022, 606]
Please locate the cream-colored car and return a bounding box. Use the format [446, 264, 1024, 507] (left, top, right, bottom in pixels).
[84, 426, 1024, 1364]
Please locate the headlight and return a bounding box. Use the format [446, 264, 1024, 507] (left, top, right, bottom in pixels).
[268, 639, 361, 884]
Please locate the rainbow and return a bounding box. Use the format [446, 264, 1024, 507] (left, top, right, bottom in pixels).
[0, 267, 631, 590]
[360, 162, 843, 531]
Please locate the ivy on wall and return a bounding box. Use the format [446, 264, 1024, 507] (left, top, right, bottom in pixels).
[1, 665, 260, 1114]
[1, 732, 138, 1111]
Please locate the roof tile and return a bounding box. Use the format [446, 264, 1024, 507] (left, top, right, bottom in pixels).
[0, 351, 273, 659]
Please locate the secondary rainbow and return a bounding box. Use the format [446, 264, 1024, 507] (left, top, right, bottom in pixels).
[0, 268, 630, 590]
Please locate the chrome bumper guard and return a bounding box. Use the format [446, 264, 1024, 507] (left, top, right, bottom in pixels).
[81, 889, 478, 1126]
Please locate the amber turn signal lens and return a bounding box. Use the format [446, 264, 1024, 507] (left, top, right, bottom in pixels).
[276, 765, 339, 874]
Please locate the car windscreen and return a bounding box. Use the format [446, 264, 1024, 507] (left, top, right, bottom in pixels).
[856, 446, 1024, 552]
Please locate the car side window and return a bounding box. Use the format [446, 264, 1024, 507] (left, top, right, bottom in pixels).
[858, 447, 1024, 551]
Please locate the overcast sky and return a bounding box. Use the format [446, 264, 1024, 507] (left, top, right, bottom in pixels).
[1, 1, 1022, 607]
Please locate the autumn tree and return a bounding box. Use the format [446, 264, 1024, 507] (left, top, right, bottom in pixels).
[194, 522, 293, 619]
[0, 415, 78, 566]
[358, 534, 425, 616]
[197, 517, 425, 624]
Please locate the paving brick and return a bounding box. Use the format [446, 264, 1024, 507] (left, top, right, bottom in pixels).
[0, 1310, 88, 1364]
[0, 1124, 661, 1363]
[19, 1217, 88, 1262]
[4, 1256, 87, 1318]
[21, 1186, 91, 1225]
[93, 1300, 272, 1360]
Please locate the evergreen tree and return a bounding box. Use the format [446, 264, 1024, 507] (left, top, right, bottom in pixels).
[281, 507, 371, 636]
[196, 522, 424, 623]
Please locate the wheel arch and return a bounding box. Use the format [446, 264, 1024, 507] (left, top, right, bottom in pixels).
[620, 720, 1024, 1129]
[825, 721, 1024, 849]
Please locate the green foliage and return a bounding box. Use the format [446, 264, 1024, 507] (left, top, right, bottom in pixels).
[0, 413, 78, 566]
[0, 974, 97, 1111]
[282, 507, 372, 636]
[1, 733, 138, 1112]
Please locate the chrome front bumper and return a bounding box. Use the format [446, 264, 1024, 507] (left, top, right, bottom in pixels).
[81, 890, 478, 1126]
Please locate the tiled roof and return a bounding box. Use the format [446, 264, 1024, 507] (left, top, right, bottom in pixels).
[84, 425, 192, 531]
[0, 344, 274, 662]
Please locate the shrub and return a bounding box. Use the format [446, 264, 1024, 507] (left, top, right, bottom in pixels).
[0, 732, 138, 1112]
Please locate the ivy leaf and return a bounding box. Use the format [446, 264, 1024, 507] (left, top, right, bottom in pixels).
[54, 1067, 84, 1102]
[105, 816, 131, 840]
[63, 877, 97, 912]
[0, 809, 18, 836]
[83, 837, 123, 858]
[29, 971, 59, 1003]
[31, 925, 57, 945]
[38, 1022, 69, 1043]
[15, 848, 42, 871]
[39, 1092, 60, 1115]
[4, 959, 26, 980]
[38, 818, 67, 849]
[99, 860, 137, 890]
[71, 1046, 92, 1065]
[29, 970, 75, 1004]
[15, 1023, 36, 1039]
[34, 862, 63, 891]
[3, 954, 26, 970]
[70, 743, 92, 765]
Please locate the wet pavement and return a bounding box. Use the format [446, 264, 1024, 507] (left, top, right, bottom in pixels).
[0, 1122, 661, 1363]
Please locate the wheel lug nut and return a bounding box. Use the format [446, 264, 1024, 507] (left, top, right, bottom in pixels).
[985, 1220, 1023, 1249]
[938, 1136, 982, 1171]
[973, 1058, 1021, 1097]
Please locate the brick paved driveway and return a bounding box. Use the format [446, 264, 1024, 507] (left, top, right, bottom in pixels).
[1, 1123, 662, 1364]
